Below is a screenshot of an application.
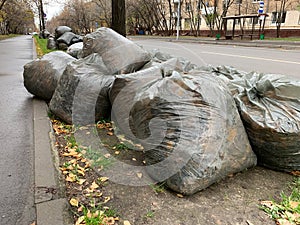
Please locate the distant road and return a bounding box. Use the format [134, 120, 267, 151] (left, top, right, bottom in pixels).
[132, 38, 300, 78]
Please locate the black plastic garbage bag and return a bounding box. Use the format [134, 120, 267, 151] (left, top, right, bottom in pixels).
[233, 72, 300, 172]
[49, 53, 114, 125]
[57, 31, 77, 46]
[55, 26, 72, 39]
[47, 37, 57, 50]
[82, 27, 151, 74]
[23, 51, 76, 100]
[109, 59, 256, 195]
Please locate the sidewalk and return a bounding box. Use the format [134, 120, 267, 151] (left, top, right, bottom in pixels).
[129, 35, 300, 50]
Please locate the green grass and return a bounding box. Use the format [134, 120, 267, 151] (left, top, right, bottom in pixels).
[260, 177, 300, 224]
[33, 34, 56, 56]
[266, 37, 300, 41]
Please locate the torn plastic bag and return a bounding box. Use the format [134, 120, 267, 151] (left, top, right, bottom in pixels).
[82, 27, 151, 74]
[233, 72, 300, 172]
[109, 59, 256, 195]
[49, 53, 114, 125]
[23, 51, 76, 100]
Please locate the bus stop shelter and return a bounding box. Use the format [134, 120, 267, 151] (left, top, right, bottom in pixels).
[223, 14, 268, 40]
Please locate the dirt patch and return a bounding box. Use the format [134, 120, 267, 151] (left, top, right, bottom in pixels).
[52, 120, 293, 225]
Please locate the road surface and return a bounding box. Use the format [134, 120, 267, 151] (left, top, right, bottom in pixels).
[132, 38, 300, 78]
[0, 35, 35, 225]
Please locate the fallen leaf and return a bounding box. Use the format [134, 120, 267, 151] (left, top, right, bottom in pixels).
[290, 171, 300, 176]
[70, 198, 79, 207]
[115, 151, 120, 155]
[103, 217, 115, 225]
[176, 194, 184, 198]
[104, 153, 111, 158]
[137, 172, 143, 179]
[290, 201, 299, 209]
[75, 216, 85, 225]
[107, 132, 114, 136]
[90, 181, 99, 190]
[66, 173, 77, 182]
[124, 221, 131, 225]
[77, 179, 86, 185]
[104, 196, 111, 203]
[132, 158, 137, 161]
[99, 177, 109, 182]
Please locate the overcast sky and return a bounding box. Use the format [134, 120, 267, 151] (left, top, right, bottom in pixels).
[44, 1, 65, 20]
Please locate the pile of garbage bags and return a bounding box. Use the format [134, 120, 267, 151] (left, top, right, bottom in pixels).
[23, 27, 300, 195]
[47, 26, 83, 51]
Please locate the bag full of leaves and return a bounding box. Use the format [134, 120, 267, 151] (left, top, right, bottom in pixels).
[49, 53, 114, 125]
[23, 51, 76, 101]
[232, 72, 300, 172]
[109, 58, 256, 195]
[82, 27, 151, 74]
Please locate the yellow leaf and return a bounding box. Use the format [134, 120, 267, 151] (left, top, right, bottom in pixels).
[104, 196, 111, 203]
[66, 174, 77, 182]
[77, 179, 86, 185]
[136, 173, 143, 179]
[90, 181, 99, 190]
[124, 221, 131, 225]
[70, 198, 79, 207]
[176, 194, 184, 198]
[75, 216, 85, 225]
[99, 177, 109, 182]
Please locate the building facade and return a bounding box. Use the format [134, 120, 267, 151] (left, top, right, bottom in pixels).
[167, 0, 300, 34]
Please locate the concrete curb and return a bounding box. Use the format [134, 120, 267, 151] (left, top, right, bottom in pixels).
[31, 37, 72, 225]
[33, 98, 73, 225]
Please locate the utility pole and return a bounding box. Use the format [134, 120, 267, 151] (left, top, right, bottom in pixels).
[111, 0, 126, 36]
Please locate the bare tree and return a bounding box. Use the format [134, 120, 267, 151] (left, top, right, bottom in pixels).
[92, 0, 111, 27]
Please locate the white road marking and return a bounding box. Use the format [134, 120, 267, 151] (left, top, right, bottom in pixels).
[201, 51, 300, 65]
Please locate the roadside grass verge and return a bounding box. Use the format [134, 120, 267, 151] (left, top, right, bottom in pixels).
[33, 34, 56, 56]
[265, 37, 300, 41]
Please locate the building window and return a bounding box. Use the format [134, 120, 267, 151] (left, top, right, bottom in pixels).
[271, 11, 287, 24]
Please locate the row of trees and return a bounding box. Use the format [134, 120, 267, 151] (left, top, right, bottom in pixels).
[46, 0, 299, 37]
[0, 0, 36, 34]
[1, 0, 299, 37]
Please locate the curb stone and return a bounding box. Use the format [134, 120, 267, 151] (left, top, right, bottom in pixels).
[33, 98, 73, 225]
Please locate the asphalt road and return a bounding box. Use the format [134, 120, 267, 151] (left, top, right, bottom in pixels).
[132, 38, 300, 78]
[0, 36, 35, 225]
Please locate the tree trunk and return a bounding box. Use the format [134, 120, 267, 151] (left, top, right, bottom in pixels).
[111, 0, 126, 36]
